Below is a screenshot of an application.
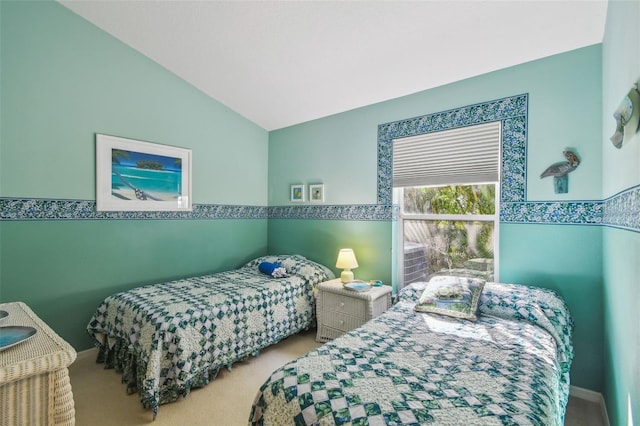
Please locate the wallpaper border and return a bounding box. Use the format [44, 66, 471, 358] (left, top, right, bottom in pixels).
[602, 184, 640, 232]
[3, 196, 637, 230]
[500, 200, 603, 225]
[377, 94, 529, 205]
[0, 197, 618, 227]
[0, 198, 268, 221]
[268, 204, 397, 221]
[0, 198, 394, 222]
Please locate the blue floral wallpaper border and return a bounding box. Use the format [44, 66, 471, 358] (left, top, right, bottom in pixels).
[2, 190, 639, 229]
[603, 184, 640, 232]
[0, 198, 268, 221]
[377, 94, 529, 205]
[3, 196, 633, 229]
[0, 198, 396, 222]
[500, 200, 603, 225]
[268, 204, 397, 221]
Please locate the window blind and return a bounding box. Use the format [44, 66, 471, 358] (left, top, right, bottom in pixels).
[392, 121, 501, 187]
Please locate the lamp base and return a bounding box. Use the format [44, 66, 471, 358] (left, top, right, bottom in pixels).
[340, 270, 354, 283]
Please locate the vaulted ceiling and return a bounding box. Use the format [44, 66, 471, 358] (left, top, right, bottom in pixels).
[59, 1, 608, 131]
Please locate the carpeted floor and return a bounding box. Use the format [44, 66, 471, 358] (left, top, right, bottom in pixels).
[68, 328, 605, 425]
[69, 329, 321, 425]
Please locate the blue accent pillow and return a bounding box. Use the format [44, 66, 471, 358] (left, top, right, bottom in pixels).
[258, 262, 288, 278]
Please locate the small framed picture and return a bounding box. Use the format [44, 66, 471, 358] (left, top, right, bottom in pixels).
[309, 184, 325, 202]
[290, 184, 305, 202]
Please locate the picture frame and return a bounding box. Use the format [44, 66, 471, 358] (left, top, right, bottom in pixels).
[309, 183, 325, 202]
[96, 134, 192, 211]
[290, 184, 305, 202]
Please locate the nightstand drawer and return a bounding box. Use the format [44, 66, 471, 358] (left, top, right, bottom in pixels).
[323, 292, 366, 317]
[323, 310, 365, 332]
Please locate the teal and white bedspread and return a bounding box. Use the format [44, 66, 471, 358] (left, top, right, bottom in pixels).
[249, 281, 574, 425]
[86, 255, 334, 418]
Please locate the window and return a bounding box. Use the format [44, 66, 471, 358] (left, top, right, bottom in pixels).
[397, 184, 498, 286]
[393, 122, 500, 290]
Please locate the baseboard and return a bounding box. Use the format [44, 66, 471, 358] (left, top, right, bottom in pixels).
[75, 347, 98, 362]
[570, 385, 610, 426]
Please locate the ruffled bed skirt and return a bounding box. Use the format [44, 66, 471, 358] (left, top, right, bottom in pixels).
[94, 324, 312, 419]
[95, 338, 235, 418]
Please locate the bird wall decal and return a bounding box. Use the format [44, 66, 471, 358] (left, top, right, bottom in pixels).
[540, 149, 580, 194]
[540, 150, 581, 178]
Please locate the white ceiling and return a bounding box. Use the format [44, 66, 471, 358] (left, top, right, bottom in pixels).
[58, 0, 608, 131]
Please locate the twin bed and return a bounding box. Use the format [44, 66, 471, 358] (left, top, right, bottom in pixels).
[87, 256, 574, 425]
[86, 254, 334, 418]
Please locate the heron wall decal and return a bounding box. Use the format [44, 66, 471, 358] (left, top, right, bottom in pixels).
[540, 149, 580, 194]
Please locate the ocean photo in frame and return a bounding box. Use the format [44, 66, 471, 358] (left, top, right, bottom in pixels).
[96, 134, 192, 211]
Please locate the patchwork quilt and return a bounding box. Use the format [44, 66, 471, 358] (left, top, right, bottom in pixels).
[86, 255, 334, 418]
[249, 281, 574, 426]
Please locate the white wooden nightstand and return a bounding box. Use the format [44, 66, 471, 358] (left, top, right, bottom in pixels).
[316, 278, 392, 342]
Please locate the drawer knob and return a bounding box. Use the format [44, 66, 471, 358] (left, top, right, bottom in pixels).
[340, 302, 345, 307]
[340, 320, 344, 325]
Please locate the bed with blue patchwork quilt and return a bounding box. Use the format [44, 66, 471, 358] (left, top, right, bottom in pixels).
[86, 254, 334, 418]
[249, 279, 574, 425]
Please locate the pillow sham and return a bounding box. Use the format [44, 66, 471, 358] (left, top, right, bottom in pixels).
[414, 275, 485, 321]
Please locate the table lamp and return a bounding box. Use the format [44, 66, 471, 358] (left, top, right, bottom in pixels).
[336, 248, 358, 283]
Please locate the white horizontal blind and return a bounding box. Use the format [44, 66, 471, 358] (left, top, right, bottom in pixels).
[393, 121, 501, 187]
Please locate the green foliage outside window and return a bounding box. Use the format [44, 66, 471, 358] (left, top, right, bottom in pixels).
[403, 184, 495, 215]
[402, 185, 496, 281]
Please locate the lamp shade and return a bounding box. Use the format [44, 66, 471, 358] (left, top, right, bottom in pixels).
[336, 249, 358, 269]
[336, 249, 358, 282]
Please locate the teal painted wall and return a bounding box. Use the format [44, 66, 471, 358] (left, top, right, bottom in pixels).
[602, 228, 639, 426]
[602, 1, 640, 425]
[0, 1, 269, 349]
[1, 0, 268, 203]
[1, 219, 267, 349]
[269, 45, 604, 392]
[269, 47, 603, 206]
[268, 220, 392, 284]
[500, 224, 604, 392]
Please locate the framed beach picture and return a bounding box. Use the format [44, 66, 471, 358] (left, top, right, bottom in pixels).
[290, 184, 305, 202]
[96, 134, 192, 211]
[309, 184, 325, 202]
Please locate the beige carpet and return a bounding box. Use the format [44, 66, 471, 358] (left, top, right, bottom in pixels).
[69, 329, 321, 425]
[69, 328, 603, 425]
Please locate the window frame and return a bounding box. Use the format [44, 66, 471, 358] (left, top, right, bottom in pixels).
[379, 94, 529, 292]
[396, 182, 500, 289]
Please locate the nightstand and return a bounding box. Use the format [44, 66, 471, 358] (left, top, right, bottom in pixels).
[0, 302, 77, 426]
[316, 278, 392, 342]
